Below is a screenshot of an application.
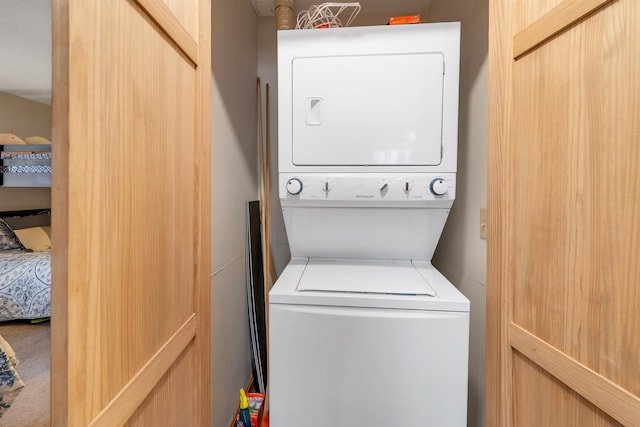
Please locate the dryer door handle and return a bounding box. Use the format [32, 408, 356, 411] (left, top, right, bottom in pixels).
[306, 97, 323, 126]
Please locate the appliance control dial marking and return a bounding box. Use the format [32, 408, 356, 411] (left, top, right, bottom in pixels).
[286, 178, 303, 195]
[430, 178, 448, 196]
[281, 175, 455, 201]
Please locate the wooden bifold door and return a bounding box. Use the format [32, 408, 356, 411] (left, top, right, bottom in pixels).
[51, 0, 211, 425]
[488, 0, 640, 426]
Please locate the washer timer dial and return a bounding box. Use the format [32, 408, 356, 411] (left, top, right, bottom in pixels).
[429, 178, 448, 196]
[286, 178, 303, 195]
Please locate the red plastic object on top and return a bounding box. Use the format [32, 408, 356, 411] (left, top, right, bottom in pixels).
[388, 15, 421, 25]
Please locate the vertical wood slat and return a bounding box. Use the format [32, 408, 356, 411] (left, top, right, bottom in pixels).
[487, 0, 515, 424]
[195, 0, 212, 425]
[511, 324, 640, 427]
[513, 0, 614, 58]
[51, 0, 71, 424]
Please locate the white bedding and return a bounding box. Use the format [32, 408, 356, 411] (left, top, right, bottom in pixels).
[0, 249, 51, 322]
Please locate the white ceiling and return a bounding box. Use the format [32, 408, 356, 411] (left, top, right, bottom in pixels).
[0, 1, 431, 106]
[0, 0, 51, 105]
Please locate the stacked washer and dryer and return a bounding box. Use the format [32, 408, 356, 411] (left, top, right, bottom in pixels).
[269, 22, 469, 427]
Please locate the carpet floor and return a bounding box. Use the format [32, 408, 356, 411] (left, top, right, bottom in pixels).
[0, 321, 50, 427]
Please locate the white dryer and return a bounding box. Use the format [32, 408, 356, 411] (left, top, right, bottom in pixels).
[270, 23, 469, 427]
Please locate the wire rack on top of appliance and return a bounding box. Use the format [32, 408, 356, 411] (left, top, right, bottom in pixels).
[295, 2, 361, 29]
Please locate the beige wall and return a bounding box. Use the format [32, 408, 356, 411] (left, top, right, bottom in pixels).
[0, 91, 51, 211]
[210, 0, 258, 425]
[426, 1, 489, 427]
[257, 18, 290, 276]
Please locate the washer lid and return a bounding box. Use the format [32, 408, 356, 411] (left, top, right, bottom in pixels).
[297, 258, 436, 296]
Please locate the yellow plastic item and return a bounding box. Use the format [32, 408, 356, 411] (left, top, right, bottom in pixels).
[240, 388, 249, 410]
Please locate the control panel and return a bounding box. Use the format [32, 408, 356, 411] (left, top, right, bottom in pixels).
[280, 173, 456, 204]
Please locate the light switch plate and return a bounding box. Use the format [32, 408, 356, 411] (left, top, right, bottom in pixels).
[480, 207, 487, 240]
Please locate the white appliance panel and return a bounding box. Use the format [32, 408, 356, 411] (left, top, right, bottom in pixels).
[298, 258, 436, 295]
[279, 173, 456, 206]
[282, 206, 449, 260]
[292, 53, 444, 166]
[269, 303, 469, 427]
[270, 258, 470, 312]
[278, 22, 461, 174]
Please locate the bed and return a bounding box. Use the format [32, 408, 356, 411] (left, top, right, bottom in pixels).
[0, 144, 52, 187]
[0, 210, 51, 322]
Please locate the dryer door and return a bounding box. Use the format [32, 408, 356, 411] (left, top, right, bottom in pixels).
[291, 53, 445, 166]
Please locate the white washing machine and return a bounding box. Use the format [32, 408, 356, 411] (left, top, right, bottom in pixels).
[270, 23, 469, 427]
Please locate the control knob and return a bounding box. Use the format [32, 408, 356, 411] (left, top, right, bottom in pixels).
[286, 178, 303, 195]
[430, 178, 448, 196]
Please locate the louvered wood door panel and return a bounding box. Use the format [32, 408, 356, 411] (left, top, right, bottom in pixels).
[51, 0, 211, 425]
[488, 0, 640, 425]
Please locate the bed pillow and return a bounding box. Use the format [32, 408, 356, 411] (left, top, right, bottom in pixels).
[13, 226, 51, 251]
[24, 136, 51, 145]
[0, 219, 23, 251]
[0, 133, 25, 145]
